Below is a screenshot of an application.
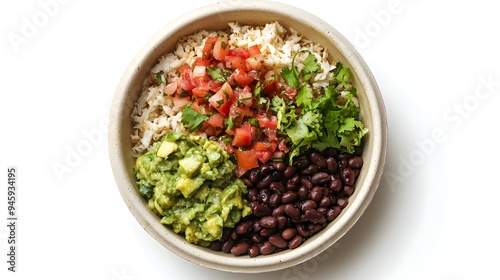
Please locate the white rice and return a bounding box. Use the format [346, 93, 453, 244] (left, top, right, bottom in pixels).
[130, 22, 337, 157]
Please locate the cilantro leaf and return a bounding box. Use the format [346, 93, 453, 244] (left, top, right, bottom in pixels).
[296, 84, 313, 109]
[281, 66, 299, 89]
[301, 52, 321, 81]
[207, 67, 229, 82]
[181, 104, 209, 132]
[156, 71, 166, 84]
[333, 62, 351, 89]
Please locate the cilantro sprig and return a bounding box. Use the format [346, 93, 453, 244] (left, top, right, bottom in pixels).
[181, 104, 209, 132]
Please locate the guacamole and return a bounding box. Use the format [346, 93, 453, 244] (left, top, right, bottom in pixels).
[134, 132, 251, 245]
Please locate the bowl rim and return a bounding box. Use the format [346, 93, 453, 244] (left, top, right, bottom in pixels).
[109, 0, 387, 273]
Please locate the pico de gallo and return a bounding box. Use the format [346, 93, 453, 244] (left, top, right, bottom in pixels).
[158, 34, 367, 173]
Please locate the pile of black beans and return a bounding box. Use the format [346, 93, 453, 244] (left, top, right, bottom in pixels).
[209, 147, 363, 257]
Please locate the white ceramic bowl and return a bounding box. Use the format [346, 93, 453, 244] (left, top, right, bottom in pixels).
[109, 0, 387, 273]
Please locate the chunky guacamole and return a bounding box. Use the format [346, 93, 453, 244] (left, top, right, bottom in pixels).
[134, 132, 251, 245]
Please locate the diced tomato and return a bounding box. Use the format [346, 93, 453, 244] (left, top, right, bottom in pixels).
[278, 139, 290, 153]
[233, 69, 255, 87]
[213, 36, 230, 61]
[252, 141, 270, 151]
[232, 127, 253, 147]
[246, 54, 265, 71]
[192, 87, 209, 101]
[234, 150, 259, 171]
[207, 113, 225, 130]
[254, 150, 273, 164]
[263, 128, 278, 142]
[262, 70, 279, 94]
[256, 113, 278, 129]
[236, 86, 253, 107]
[178, 64, 195, 91]
[229, 104, 253, 125]
[225, 55, 248, 71]
[203, 36, 218, 58]
[192, 65, 209, 87]
[208, 82, 235, 116]
[173, 95, 190, 109]
[247, 45, 261, 56]
[229, 47, 251, 59]
[193, 57, 212, 67]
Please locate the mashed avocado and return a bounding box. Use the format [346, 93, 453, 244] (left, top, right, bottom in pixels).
[134, 132, 251, 246]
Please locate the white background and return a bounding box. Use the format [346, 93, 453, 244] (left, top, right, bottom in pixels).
[1, 0, 499, 279]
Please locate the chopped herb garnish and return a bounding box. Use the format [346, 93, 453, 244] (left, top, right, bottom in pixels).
[181, 104, 209, 132]
[207, 67, 230, 82]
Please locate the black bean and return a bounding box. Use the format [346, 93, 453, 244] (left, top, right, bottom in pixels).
[249, 202, 272, 217]
[235, 220, 253, 235]
[309, 186, 323, 202]
[209, 240, 222, 251]
[304, 209, 326, 224]
[301, 164, 319, 175]
[272, 204, 286, 217]
[326, 156, 338, 174]
[222, 228, 232, 241]
[273, 161, 287, 172]
[326, 206, 341, 221]
[251, 233, 265, 244]
[260, 227, 276, 237]
[247, 188, 258, 201]
[256, 174, 273, 189]
[269, 193, 282, 208]
[252, 221, 262, 233]
[269, 181, 286, 194]
[343, 185, 354, 196]
[339, 158, 349, 169]
[272, 171, 284, 182]
[242, 178, 253, 187]
[288, 235, 303, 249]
[282, 228, 297, 240]
[248, 245, 260, 258]
[259, 241, 276, 255]
[260, 216, 278, 228]
[300, 177, 313, 189]
[311, 172, 331, 185]
[337, 197, 349, 208]
[317, 207, 327, 215]
[249, 169, 261, 183]
[297, 186, 308, 200]
[293, 158, 309, 170]
[341, 168, 355, 185]
[323, 147, 338, 157]
[309, 151, 327, 168]
[231, 242, 249, 256]
[260, 164, 275, 176]
[300, 200, 317, 212]
[319, 196, 331, 208]
[308, 223, 323, 234]
[269, 234, 288, 248]
[284, 203, 301, 220]
[348, 156, 363, 168]
[329, 175, 343, 192]
[286, 175, 300, 191]
[258, 189, 271, 205]
[230, 230, 238, 240]
[277, 215, 288, 230]
[222, 239, 235, 254]
[282, 191, 298, 204]
[296, 224, 309, 237]
[283, 166, 297, 179]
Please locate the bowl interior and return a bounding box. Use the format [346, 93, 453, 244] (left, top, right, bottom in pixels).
[109, 0, 387, 273]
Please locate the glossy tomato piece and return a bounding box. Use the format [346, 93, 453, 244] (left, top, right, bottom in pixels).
[234, 150, 259, 171]
[203, 36, 218, 58]
[208, 82, 235, 116]
[256, 113, 278, 129]
[233, 69, 255, 87]
[213, 36, 230, 61]
[232, 127, 253, 147]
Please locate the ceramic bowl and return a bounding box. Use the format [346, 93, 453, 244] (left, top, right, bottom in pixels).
[109, 0, 387, 273]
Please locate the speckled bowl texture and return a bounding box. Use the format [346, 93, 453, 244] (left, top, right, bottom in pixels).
[109, 0, 387, 273]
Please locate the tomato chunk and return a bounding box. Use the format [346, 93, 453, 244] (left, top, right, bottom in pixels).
[208, 82, 234, 116]
[234, 150, 259, 171]
[213, 36, 230, 61]
[232, 127, 252, 147]
[203, 36, 217, 58]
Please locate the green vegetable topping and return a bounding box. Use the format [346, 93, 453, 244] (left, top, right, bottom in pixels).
[181, 104, 209, 132]
[207, 67, 230, 82]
